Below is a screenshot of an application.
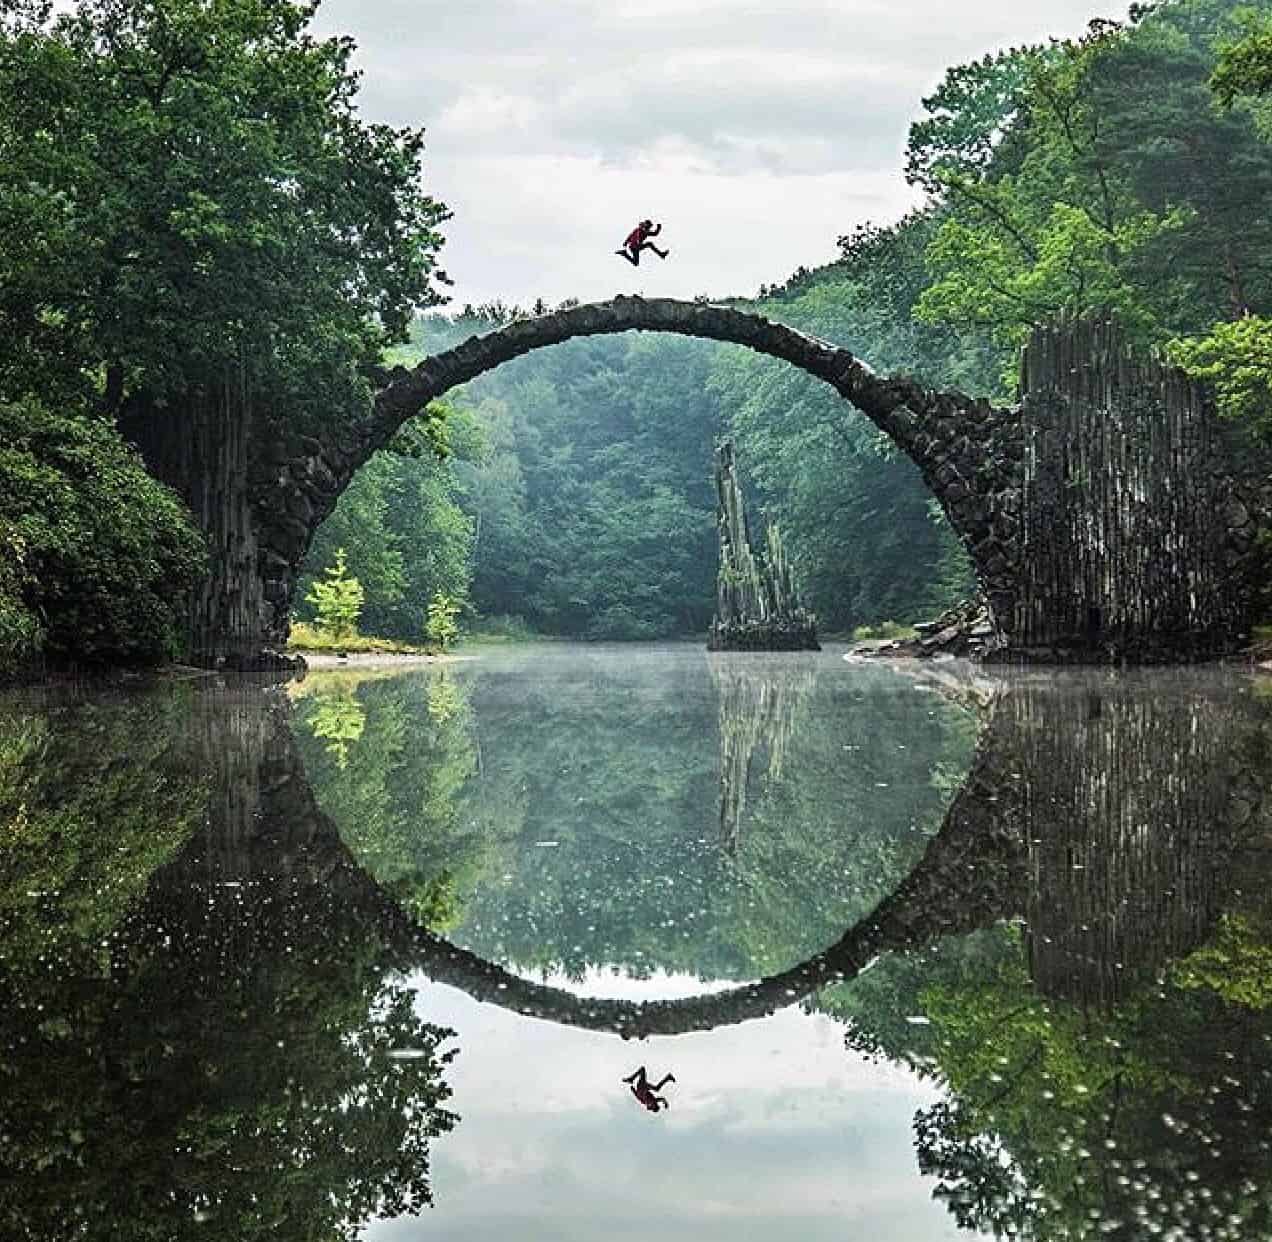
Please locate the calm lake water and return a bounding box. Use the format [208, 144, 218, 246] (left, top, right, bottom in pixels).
[3, 643, 1271, 1240]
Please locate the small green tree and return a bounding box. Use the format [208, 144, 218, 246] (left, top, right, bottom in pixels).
[305, 548, 364, 640]
[425, 593, 461, 650]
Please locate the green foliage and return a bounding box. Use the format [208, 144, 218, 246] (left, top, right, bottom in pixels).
[304, 548, 364, 641]
[425, 593, 462, 650]
[0, 531, 42, 672]
[400, 315, 723, 639]
[1170, 313, 1272, 438]
[298, 428, 477, 644]
[911, 0, 1272, 374]
[0, 0, 449, 427]
[0, 396, 204, 668]
[1212, 10, 1272, 103]
[1173, 911, 1272, 1007]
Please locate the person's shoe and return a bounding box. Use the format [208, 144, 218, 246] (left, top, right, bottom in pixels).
[667, 1073, 676, 1082]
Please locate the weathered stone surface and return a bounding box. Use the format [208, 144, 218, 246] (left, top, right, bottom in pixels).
[228, 300, 1269, 667]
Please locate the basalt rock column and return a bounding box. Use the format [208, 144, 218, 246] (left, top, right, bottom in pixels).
[1004, 318, 1255, 659]
[708, 440, 819, 651]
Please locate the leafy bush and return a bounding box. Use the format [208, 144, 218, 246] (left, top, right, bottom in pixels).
[304, 548, 365, 639]
[1170, 316, 1272, 443]
[0, 531, 43, 671]
[425, 593, 461, 650]
[0, 397, 205, 670]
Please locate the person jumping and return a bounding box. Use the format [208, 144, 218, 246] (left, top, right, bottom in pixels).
[623, 1065, 676, 1113]
[616, 219, 669, 266]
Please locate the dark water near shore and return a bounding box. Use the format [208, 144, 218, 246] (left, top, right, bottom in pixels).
[3, 644, 1272, 1240]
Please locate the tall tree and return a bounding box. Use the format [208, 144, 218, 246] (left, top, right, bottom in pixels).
[911, 1, 1272, 356]
[0, 0, 449, 662]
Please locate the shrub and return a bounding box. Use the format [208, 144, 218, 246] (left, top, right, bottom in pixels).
[304, 548, 365, 639]
[425, 593, 461, 650]
[0, 397, 205, 670]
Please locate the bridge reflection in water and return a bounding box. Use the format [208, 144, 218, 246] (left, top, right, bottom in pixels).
[1, 664, 1270, 1240]
[144, 668, 1270, 1031]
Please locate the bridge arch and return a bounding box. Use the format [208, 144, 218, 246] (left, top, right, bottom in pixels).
[257, 297, 1024, 652]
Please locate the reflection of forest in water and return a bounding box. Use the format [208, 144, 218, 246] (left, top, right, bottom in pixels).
[0, 687, 457, 1242]
[3, 656, 1272, 1239]
[293, 648, 978, 980]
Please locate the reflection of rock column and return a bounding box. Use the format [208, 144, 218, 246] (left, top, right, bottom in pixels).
[1009, 679, 1263, 1008]
[710, 657, 815, 852]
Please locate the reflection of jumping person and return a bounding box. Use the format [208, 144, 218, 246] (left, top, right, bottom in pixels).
[623, 1065, 676, 1112]
[616, 219, 669, 266]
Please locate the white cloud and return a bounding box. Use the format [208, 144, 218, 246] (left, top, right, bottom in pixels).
[313, 0, 1131, 307]
[363, 970, 963, 1240]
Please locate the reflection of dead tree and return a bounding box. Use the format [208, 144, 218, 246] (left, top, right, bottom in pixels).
[710, 657, 817, 853]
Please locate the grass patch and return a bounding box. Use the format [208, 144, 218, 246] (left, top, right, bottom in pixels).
[852, 620, 919, 642]
[288, 621, 436, 655]
[459, 614, 543, 645]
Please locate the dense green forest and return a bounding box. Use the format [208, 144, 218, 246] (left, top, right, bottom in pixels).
[1, 0, 1272, 666]
[297, 0, 1272, 645]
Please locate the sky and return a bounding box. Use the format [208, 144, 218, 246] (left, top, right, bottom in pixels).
[366, 970, 968, 1241]
[313, 0, 1130, 312]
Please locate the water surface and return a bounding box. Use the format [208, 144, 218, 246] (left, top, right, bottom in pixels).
[2, 644, 1271, 1240]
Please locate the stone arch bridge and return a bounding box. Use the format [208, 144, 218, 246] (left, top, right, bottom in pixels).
[242, 298, 1268, 665]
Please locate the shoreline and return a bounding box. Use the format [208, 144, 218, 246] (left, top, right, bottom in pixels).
[297, 650, 473, 669]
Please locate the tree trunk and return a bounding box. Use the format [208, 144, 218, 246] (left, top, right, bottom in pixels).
[120, 379, 292, 669]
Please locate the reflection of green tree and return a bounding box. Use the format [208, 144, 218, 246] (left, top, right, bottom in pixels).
[0, 686, 459, 1241]
[308, 686, 367, 769]
[824, 856, 1272, 1240]
[909, 922, 1272, 1239]
[296, 670, 507, 930]
[0, 936, 456, 1241]
[1173, 911, 1272, 1010]
[0, 691, 206, 973]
